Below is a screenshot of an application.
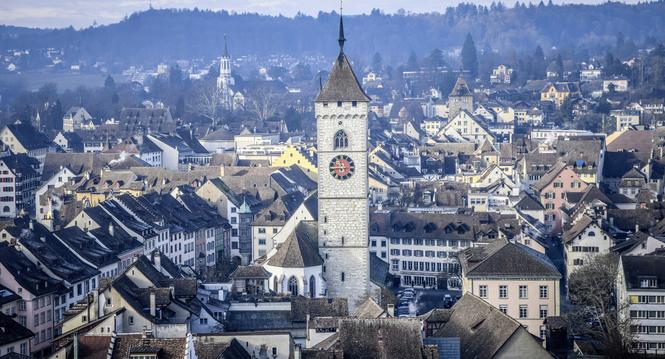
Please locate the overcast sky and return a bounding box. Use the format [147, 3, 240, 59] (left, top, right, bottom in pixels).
[1, 0, 635, 29]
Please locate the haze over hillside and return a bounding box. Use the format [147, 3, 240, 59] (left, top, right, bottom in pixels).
[0, 2, 664, 66]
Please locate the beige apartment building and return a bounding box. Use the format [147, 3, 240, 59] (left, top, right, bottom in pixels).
[460, 239, 562, 340]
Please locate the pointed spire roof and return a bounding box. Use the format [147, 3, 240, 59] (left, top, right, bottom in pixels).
[266, 221, 322, 268]
[450, 74, 472, 97]
[223, 34, 230, 58]
[316, 13, 370, 103]
[338, 15, 346, 52]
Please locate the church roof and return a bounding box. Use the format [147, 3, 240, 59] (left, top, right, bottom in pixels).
[316, 53, 370, 103]
[267, 221, 322, 268]
[315, 16, 369, 103]
[450, 75, 472, 97]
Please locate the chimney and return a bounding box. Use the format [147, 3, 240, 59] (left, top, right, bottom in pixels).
[293, 345, 301, 359]
[387, 303, 395, 317]
[149, 290, 156, 317]
[609, 217, 614, 226]
[636, 224, 640, 233]
[29, 220, 34, 231]
[108, 222, 115, 236]
[153, 251, 161, 272]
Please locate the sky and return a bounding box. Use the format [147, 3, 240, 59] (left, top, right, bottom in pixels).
[0, 0, 635, 29]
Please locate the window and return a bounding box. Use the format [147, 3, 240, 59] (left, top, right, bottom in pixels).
[334, 130, 349, 149]
[287, 276, 299, 296]
[499, 305, 507, 314]
[540, 325, 547, 340]
[519, 285, 528, 299]
[341, 272, 345, 282]
[337, 101, 342, 107]
[539, 285, 548, 299]
[641, 278, 658, 288]
[519, 305, 528, 319]
[499, 285, 508, 299]
[479, 285, 487, 298]
[540, 305, 548, 319]
[129, 316, 134, 325]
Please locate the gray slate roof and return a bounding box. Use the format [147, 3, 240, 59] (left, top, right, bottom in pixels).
[267, 221, 322, 268]
[316, 53, 370, 103]
[462, 239, 561, 278]
[433, 293, 547, 358]
[622, 255, 665, 290]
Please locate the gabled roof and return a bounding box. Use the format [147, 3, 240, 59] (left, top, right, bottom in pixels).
[266, 221, 322, 268]
[462, 239, 560, 278]
[532, 161, 568, 192]
[450, 75, 472, 97]
[353, 298, 386, 318]
[621, 255, 665, 290]
[229, 266, 271, 279]
[4, 123, 52, 150]
[515, 192, 544, 211]
[433, 293, 548, 358]
[0, 154, 39, 177]
[561, 216, 595, 244]
[0, 312, 33, 346]
[193, 338, 252, 359]
[316, 53, 370, 103]
[0, 242, 65, 297]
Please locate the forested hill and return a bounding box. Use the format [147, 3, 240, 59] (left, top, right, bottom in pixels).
[1, 1, 665, 65]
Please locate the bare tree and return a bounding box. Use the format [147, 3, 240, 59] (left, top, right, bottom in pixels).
[567, 253, 634, 358]
[188, 81, 225, 125]
[246, 85, 282, 122]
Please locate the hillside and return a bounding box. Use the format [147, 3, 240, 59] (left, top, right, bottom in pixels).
[0, 2, 665, 65]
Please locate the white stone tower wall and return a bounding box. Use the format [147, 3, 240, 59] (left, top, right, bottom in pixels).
[316, 100, 370, 309]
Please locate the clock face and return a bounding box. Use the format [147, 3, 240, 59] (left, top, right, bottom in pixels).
[329, 155, 355, 180]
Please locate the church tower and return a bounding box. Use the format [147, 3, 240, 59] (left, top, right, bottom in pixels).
[448, 74, 473, 120]
[217, 35, 234, 109]
[315, 14, 371, 311]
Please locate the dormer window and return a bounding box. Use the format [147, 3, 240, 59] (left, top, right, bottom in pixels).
[640, 278, 658, 288]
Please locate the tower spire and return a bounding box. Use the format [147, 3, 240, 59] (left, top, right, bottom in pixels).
[223, 34, 229, 58]
[338, 1, 345, 53]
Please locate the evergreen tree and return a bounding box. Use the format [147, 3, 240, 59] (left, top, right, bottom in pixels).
[371, 52, 383, 72]
[406, 51, 419, 71]
[533, 46, 546, 79]
[461, 33, 478, 78]
[104, 75, 116, 89]
[555, 53, 564, 80]
[169, 64, 183, 86]
[283, 107, 302, 131]
[175, 96, 185, 119]
[428, 48, 446, 68]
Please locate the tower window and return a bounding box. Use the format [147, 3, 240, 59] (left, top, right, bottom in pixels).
[352, 101, 357, 107]
[337, 101, 342, 107]
[341, 272, 345, 282]
[334, 130, 348, 149]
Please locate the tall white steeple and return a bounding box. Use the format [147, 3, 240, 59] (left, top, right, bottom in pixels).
[315, 11, 371, 311]
[217, 34, 235, 109]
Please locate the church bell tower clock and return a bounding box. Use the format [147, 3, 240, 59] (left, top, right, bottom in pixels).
[315, 12, 371, 311]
